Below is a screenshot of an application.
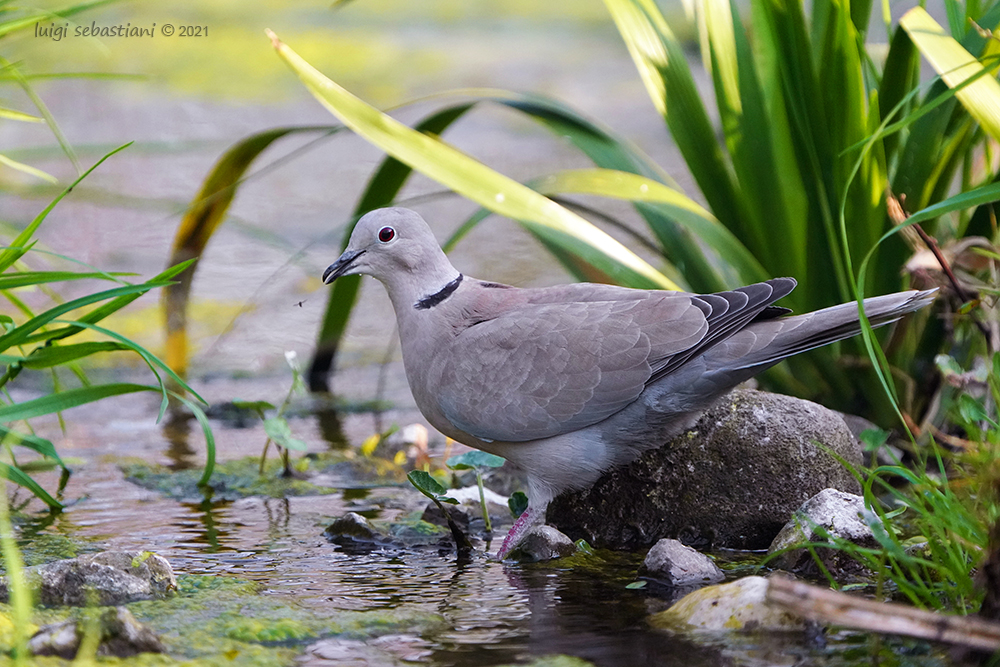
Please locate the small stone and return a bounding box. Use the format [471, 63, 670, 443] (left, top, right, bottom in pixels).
[512, 525, 576, 562]
[649, 576, 804, 632]
[639, 539, 724, 587]
[0, 551, 176, 607]
[30, 606, 165, 658]
[767, 488, 878, 578]
[324, 512, 378, 545]
[88, 552, 177, 597]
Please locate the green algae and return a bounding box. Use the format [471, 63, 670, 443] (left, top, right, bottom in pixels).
[125, 573, 441, 664]
[497, 657, 596, 667]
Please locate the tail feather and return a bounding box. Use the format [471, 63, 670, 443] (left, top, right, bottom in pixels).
[725, 288, 937, 372]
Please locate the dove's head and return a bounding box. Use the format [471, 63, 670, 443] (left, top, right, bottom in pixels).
[323, 208, 460, 303]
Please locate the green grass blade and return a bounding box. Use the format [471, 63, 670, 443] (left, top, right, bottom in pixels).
[0, 382, 155, 422]
[27, 259, 195, 347]
[52, 318, 210, 413]
[0, 270, 131, 290]
[604, 0, 745, 228]
[0, 462, 62, 509]
[0, 425, 64, 466]
[15, 341, 130, 369]
[164, 125, 346, 378]
[268, 30, 676, 291]
[534, 168, 769, 285]
[0, 153, 57, 183]
[0, 0, 119, 38]
[0, 143, 132, 273]
[171, 393, 216, 487]
[0, 56, 80, 172]
[0, 282, 168, 351]
[902, 7, 1000, 143]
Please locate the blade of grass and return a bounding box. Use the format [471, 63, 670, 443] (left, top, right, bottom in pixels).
[533, 168, 769, 284]
[0, 382, 156, 422]
[0, 425, 64, 466]
[902, 7, 1000, 143]
[0, 143, 132, 273]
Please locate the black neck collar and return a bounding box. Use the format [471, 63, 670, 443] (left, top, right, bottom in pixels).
[415, 274, 463, 310]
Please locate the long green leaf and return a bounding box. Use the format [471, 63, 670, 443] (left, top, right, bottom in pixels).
[902, 7, 1000, 143]
[0, 271, 131, 290]
[53, 318, 210, 414]
[0, 383, 155, 423]
[604, 0, 745, 230]
[0, 143, 132, 273]
[27, 260, 195, 346]
[268, 30, 676, 291]
[0, 282, 168, 351]
[0, 425, 64, 466]
[533, 168, 769, 284]
[165, 125, 345, 377]
[0, 0, 119, 38]
[15, 341, 130, 369]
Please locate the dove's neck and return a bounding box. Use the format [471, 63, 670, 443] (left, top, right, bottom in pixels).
[381, 255, 463, 318]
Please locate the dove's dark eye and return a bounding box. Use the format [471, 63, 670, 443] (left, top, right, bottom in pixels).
[378, 227, 395, 243]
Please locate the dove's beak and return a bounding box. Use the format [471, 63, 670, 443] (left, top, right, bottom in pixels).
[323, 249, 366, 284]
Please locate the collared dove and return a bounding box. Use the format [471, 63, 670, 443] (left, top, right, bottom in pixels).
[323, 207, 936, 559]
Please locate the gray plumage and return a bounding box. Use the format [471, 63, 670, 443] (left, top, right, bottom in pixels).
[323, 207, 936, 558]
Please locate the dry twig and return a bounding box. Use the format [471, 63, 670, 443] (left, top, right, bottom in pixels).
[766, 576, 1000, 652]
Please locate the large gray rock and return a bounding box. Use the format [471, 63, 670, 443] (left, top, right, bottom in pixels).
[0, 551, 176, 607]
[547, 389, 862, 550]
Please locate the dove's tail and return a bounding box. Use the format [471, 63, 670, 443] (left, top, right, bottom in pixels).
[718, 288, 938, 373]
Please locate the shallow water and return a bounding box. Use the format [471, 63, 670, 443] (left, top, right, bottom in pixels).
[4, 378, 953, 667]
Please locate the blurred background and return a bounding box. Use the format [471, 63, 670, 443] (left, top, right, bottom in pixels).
[3, 0, 692, 379]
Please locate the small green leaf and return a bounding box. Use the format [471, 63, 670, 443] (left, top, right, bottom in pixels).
[446, 451, 506, 471]
[508, 491, 529, 519]
[858, 428, 890, 452]
[263, 417, 308, 451]
[625, 581, 647, 590]
[958, 394, 990, 425]
[407, 470, 459, 504]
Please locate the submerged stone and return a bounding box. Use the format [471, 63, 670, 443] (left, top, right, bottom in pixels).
[511, 525, 576, 562]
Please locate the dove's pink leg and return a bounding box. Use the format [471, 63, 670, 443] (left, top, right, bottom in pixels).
[495, 506, 543, 560]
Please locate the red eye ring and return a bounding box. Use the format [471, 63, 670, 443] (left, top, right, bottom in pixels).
[378, 226, 395, 243]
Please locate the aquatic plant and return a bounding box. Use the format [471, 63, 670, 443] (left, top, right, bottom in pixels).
[446, 450, 505, 533]
[407, 469, 472, 553]
[234, 351, 309, 477]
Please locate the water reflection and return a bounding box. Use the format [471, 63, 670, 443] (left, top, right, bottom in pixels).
[178, 493, 234, 553]
[163, 411, 199, 471]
